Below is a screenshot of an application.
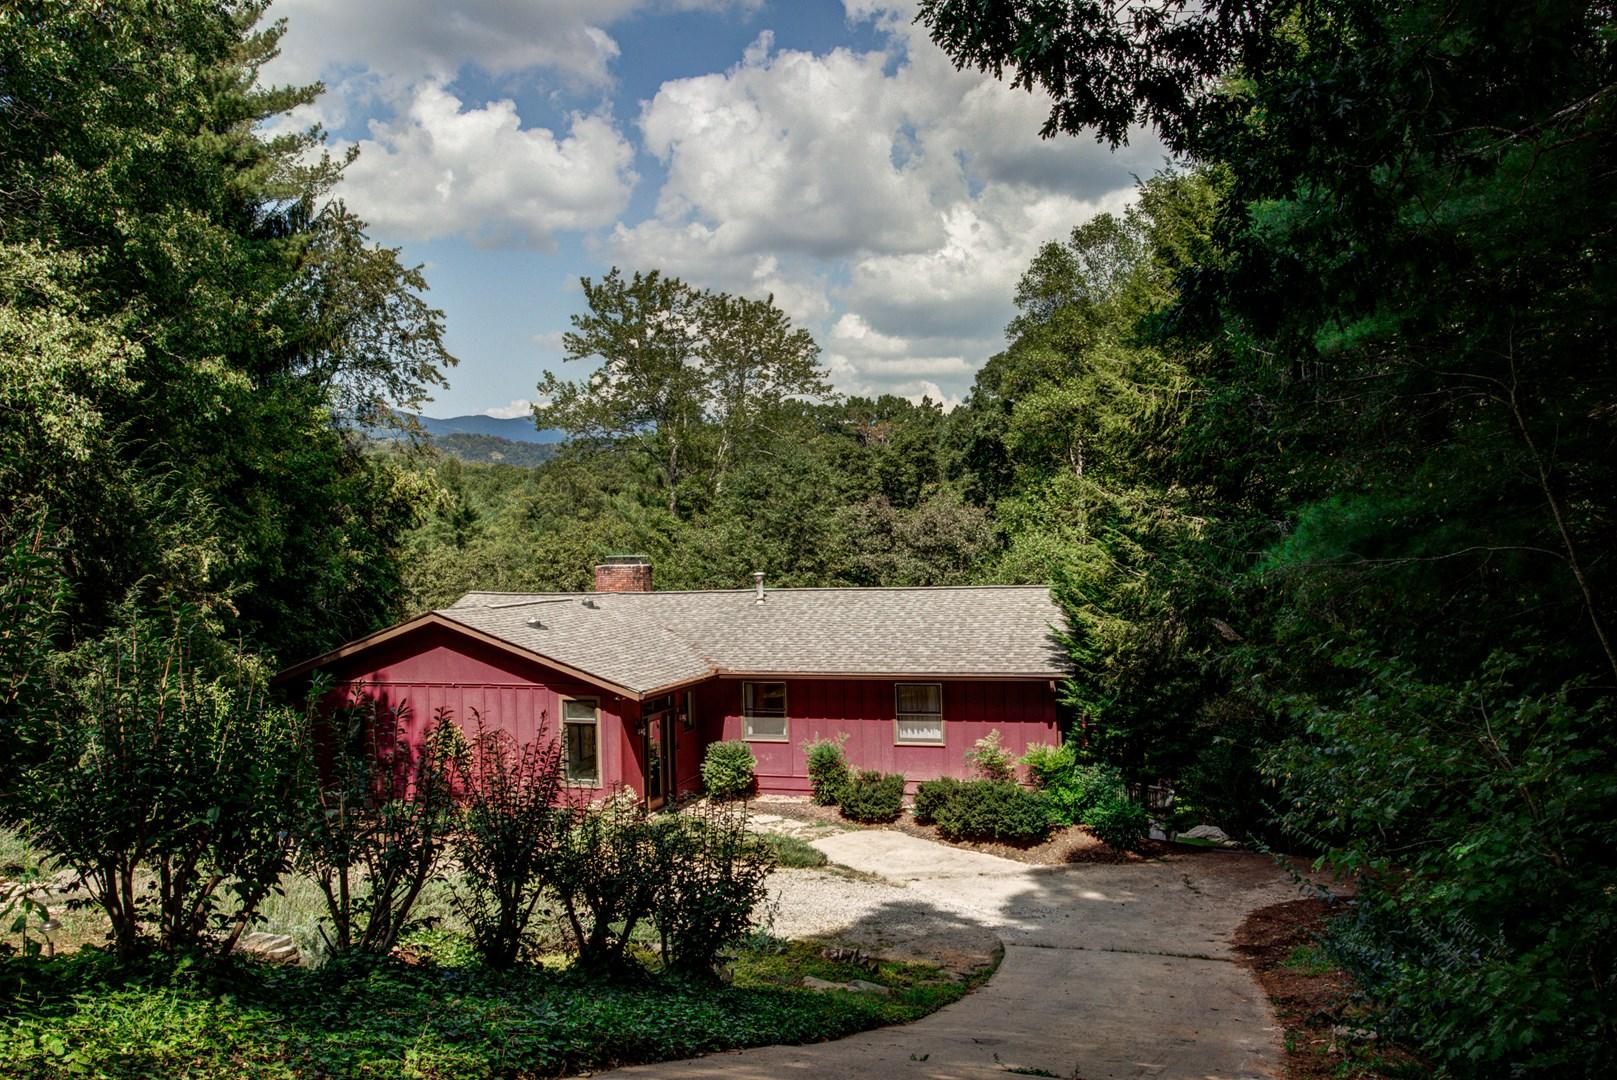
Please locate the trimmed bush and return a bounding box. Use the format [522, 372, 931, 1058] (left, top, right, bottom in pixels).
[802, 736, 850, 805]
[931, 779, 1052, 845]
[700, 740, 756, 799]
[838, 770, 906, 823]
[911, 776, 963, 825]
[1087, 795, 1150, 852]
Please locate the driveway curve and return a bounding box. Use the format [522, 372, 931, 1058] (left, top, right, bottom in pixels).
[601, 830, 1302, 1080]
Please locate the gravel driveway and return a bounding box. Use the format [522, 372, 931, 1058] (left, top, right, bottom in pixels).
[601, 828, 1304, 1079]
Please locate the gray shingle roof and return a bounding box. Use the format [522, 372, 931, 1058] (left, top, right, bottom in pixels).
[441, 586, 1067, 696]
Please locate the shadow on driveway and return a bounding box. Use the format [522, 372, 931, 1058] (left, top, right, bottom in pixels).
[602, 835, 1305, 1079]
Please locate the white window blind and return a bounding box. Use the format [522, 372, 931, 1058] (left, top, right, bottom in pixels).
[895, 683, 943, 744]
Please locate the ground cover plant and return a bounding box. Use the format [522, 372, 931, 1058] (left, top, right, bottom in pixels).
[0, 937, 981, 1079]
[759, 833, 828, 868]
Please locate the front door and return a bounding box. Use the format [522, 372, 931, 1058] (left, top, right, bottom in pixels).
[643, 697, 675, 810]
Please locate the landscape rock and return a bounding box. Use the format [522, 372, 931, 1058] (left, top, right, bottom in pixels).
[1181, 825, 1237, 847]
[45, 868, 87, 896]
[819, 945, 879, 971]
[800, 975, 891, 995]
[845, 979, 892, 996]
[236, 930, 300, 966]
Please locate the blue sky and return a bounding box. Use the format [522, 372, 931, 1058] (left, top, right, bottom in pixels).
[264, 0, 1160, 418]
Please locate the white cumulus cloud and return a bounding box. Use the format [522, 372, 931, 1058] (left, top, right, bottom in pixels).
[483, 399, 537, 419]
[264, 0, 760, 91]
[605, 1, 1160, 401]
[337, 84, 636, 248]
[264, 0, 1161, 407]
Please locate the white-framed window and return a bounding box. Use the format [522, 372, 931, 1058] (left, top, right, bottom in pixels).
[895, 683, 944, 745]
[742, 681, 788, 741]
[561, 697, 601, 785]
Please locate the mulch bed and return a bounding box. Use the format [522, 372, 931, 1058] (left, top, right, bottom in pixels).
[751, 795, 1176, 865]
[1232, 898, 1422, 1079]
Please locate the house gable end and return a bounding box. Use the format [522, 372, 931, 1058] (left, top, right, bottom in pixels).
[275, 614, 641, 699]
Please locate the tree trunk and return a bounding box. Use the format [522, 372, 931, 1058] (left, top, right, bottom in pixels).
[666, 432, 680, 517]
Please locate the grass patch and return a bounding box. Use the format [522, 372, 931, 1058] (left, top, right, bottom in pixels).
[1282, 943, 1336, 977]
[760, 833, 828, 868]
[0, 828, 48, 878]
[0, 935, 981, 1078]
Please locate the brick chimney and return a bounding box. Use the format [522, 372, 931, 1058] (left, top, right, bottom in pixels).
[593, 555, 652, 593]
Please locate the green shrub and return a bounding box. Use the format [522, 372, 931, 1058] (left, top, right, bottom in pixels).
[26, 612, 307, 959]
[838, 770, 905, 823]
[1087, 795, 1150, 851]
[964, 728, 1017, 782]
[649, 803, 776, 979]
[550, 793, 658, 976]
[931, 780, 1052, 845]
[1019, 743, 1128, 827]
[911, 776, 963, 825]
[293, 701, 459, 958]
[448, 712, 566, 969]
[701, 740, 756, 799]
[802, 736, 850, 805]
[1018, 742, 1075, 788]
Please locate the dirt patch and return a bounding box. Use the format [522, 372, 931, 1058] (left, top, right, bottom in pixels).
[1233, 898, 1421, 1079]
[751, 795, 1175, 865]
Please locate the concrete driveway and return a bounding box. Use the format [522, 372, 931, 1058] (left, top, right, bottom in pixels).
[602, 830, 1301, 1080]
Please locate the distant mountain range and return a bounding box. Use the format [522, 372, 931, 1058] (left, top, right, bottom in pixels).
[356, 412, 566, 467]
[374, 412, 566, 444]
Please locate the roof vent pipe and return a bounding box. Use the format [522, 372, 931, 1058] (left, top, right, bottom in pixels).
[753, 571, 766, 603]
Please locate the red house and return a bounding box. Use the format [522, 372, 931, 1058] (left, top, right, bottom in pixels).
[278, 558, 1067, 804]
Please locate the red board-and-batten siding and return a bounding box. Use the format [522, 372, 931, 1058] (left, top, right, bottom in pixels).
[693, 677, 1059, 795]
[308, 622, 1059, 798]
[313, 623, 649, 796]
